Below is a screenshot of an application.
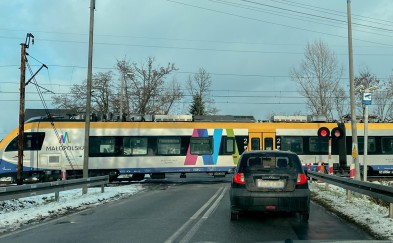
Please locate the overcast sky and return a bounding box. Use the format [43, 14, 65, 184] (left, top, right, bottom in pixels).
[1, 0, 393, 138]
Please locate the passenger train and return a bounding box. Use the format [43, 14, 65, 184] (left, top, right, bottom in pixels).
[0, 114, 393, 182]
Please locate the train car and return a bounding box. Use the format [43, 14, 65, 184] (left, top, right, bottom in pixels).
[1, 114, 393, 182]
[272, 120, 393, 178]
[0, 115, 252, 182]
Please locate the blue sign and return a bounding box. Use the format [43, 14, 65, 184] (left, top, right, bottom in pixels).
[362, 92, 372, 105]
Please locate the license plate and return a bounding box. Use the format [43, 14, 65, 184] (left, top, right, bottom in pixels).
[256, 179, 285, 189]
[213, 172, 225, 177]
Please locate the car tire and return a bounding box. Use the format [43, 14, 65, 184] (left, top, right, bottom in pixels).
[231, 211, 239, 221]
[299, 211, 310, 222]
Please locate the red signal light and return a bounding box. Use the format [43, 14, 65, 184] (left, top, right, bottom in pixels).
[331, 127, 343, 139]
[317, 127, 330, 138]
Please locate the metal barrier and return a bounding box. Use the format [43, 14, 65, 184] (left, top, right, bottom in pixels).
[307, 171, 393, 218]
[0, 176, 109, 202]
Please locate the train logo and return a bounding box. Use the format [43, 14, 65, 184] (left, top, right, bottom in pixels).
[59, 132, 71, 144]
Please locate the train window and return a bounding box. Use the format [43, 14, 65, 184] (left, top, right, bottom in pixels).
[224, 137, 235, 154]
[190, 137, 213, 155]
[281, 136, 303, 154]
[358, 137, 376, 153]
[251, 138, 260, 150]
[157, 137, 181, 155]
[5, 132, 45, 152]
[123, 137, 148, 155]
[90, 136, 117, 155]
[381, 137, 393, 154]
[264, 137, 273, 150]
[309, 137, 328, 153]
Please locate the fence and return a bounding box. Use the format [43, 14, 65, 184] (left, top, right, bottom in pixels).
[307, 171, 393, 218]
[0, 176, 109, 202]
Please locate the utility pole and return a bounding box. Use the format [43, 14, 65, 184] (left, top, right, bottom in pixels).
[347, 0, 360, 180]
[17, 33, 34, 185]
[83, 0, 95, 194]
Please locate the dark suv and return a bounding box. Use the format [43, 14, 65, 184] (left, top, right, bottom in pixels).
[229, 150, 310, 221]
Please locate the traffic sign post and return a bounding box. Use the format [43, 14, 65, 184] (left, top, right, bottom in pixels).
[362, 92, 372, 181]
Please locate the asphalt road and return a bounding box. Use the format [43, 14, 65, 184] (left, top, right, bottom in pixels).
[0, 173, 374, 243]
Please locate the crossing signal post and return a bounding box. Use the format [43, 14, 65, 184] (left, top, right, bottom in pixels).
[317, 126, 344, 174]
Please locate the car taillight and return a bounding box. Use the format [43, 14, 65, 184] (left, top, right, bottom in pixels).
[297, 173, 308, 185]
[233, 173, 245, 185]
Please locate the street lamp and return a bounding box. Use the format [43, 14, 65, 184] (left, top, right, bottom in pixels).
[120, 72, 133, 121]
[120, 73, 125, 120]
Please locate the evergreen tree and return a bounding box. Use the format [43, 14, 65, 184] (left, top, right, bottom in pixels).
[189, 95, 205, 115]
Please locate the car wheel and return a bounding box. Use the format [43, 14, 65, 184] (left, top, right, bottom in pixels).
[231, 211, 239, 221]
[299, 211, 309, 222]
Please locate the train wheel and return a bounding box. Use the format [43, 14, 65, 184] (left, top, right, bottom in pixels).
[131, 173, 145, 181]
[150, 173, 165, 179]
[231, 211, 240, 221]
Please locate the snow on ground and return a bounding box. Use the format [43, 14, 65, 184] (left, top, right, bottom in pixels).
[309, 181, 393, 241]
[0, 181, 392, 240]
[0, 184, 143, 234]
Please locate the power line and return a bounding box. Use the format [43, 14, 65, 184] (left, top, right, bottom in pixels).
[2, 2, 392, 47]
[210, 0, 393, 38]
[2, 32, 393, 49]
[239, 0, 393, 33]
[167, 0, 393, 47]
[6, 39, 393, 54]
[0, 69, 391, 83]
[270, 0, 393, 26]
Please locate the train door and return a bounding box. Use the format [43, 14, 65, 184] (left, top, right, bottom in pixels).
[248, 132, 275, 151]
[249, 133, 261, 150]
[263, 132, 275, 150]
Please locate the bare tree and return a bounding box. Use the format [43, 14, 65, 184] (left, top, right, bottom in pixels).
[333, 86, 349, 119]
[91, 72, 114, 115]
[291, 40, 343, 120]
[186, 68, 218, 115]
[52, 71, 115, 115]
[354, 68, 381, 112]
[116, 58, 133, 116]
[117, 57, 181, 116]
[157, 78, 183, 114]
[375, 74, 393, 121]
[51, 84, 85, 113]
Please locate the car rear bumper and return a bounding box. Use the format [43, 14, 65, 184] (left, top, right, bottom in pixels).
[230, 188, 310, 213]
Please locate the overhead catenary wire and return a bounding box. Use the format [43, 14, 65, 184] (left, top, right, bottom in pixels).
[26, 61, 76, 170]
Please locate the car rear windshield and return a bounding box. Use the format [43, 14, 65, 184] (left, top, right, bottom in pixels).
[238, 153, 302, 173]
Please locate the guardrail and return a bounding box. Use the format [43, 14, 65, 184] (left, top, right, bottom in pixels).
[0, 175, 109, 202]
[307, 171, 393, 218]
